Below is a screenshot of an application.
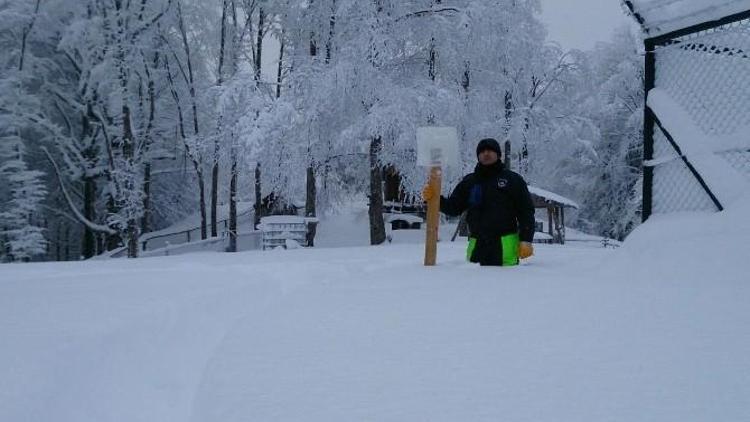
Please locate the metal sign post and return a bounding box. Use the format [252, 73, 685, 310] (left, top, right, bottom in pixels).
[417, 127, 458, 266]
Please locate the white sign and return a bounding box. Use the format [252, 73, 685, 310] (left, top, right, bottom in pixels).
[417, 126, 459, 168]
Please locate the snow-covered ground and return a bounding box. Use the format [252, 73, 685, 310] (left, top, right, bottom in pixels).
[2, 197, 749, 421]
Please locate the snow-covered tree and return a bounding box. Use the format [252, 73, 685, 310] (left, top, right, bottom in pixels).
[0, 0, 48, 261]
[574, 28, 643, 240]
[0, 0, 646, 261]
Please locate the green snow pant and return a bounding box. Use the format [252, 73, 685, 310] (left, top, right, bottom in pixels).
[466, 233, 520, 266]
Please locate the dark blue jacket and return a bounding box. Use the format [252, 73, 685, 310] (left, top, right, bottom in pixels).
[440, 162, 535, 243]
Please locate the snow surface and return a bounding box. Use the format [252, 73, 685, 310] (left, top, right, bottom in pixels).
[2, 197, 750, 421]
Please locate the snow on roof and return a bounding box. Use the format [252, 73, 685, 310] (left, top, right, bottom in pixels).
[646, 88, 749, 207]
[260, 215, 308, 224]
[528, 186, 579, 209]
[624, 0, 750, 39]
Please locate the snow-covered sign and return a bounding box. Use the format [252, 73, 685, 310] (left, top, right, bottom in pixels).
[624, 0, 750, 38]
[416, 127, 459, 168]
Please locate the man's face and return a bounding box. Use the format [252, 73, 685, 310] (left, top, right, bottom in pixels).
[478, 149, 499, 166]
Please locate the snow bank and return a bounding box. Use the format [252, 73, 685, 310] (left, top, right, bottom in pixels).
[611, 192, 750, 283]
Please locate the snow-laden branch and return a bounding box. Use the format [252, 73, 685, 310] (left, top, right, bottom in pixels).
[41, 147, 118, 236]
[396, 7, 460, 22]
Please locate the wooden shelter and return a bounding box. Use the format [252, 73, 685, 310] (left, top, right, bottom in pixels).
[528, 186, 579, 245]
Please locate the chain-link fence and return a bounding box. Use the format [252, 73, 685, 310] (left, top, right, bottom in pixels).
[646, 15, 750, 216]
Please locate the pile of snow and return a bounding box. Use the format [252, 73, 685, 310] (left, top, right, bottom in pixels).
[1, 196, 748, 421]
[610, 193, 750, 282]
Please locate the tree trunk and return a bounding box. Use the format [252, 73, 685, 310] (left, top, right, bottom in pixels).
[127, 222, 138, 258]
[191, 173, 203, 238]
[325, 0, 336, 64]
[305, 165, 317, 246]
[211, 159, 219, 237]
[64, 225, 70, 261]
[123, 105, 140, 259]
[82, 177, 97, 258]
[141, 52, 158, 236]
[212, 0, 229, 239]
[164, 53, 207, 240]
[55, 224, 62, 261]
[504, 90, 513, 137]
[254, 163, 262, 229]
[19, 0, 42, 71]
[306, 165, 317, 218]
[519, 89, 534, 174]
[255, 7, 264, 82]
[504, 140, 512, 170]
[228, 151, 238, 252]
[368, 136, 386, 245]
[462, 60, 470, 92]
[276, 35, 284, 98]
[141, 162, 151, 234]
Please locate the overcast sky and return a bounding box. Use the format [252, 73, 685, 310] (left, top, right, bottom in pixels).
[539, 0, 636, 51]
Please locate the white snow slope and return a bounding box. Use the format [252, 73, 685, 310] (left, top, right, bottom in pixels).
[2, 197, 750, 422]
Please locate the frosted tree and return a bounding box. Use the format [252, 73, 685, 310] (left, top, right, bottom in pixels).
[0, 135, 48, 262]
[0, 0, 48, 261]
[575, 28, 644, 240]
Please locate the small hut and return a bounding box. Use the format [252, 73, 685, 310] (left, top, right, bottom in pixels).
[528, 186, 579, 245]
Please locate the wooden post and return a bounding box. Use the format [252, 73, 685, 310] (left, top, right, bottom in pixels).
[553, 207, 562, 244]
[417, 126, 457, 265]
[547, 205, 554, 239]
[560, 206, 566, 245]
[424, 166, 442, 266]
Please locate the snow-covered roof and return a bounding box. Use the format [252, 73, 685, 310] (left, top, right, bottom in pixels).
[623, 0, 750, 39]
[528, 186, 579, 209]
[260, 216, 315, 225]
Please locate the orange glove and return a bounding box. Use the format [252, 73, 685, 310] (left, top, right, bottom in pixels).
[422, 184, 436, 202]
[519, 242, 534, 259]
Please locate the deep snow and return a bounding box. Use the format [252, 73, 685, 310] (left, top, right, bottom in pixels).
[1, 198, 749, 421]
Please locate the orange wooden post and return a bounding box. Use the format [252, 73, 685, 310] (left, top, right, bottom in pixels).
[424, 165, 442, 266]
[417, 126, 457, 266]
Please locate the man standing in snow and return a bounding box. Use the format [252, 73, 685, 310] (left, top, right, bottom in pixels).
[422, 138, 535, 266]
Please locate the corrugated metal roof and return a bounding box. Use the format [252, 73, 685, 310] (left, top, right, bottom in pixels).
[623, 0, 750, 38]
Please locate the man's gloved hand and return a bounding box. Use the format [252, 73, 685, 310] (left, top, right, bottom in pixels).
[519, 241, 534, 259]
[422, 184, 436, 202]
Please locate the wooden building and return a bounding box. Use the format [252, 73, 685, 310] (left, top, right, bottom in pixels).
[528, 186, 579, 245]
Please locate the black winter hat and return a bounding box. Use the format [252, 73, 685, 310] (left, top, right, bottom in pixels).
[476, 138, 502, 157]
